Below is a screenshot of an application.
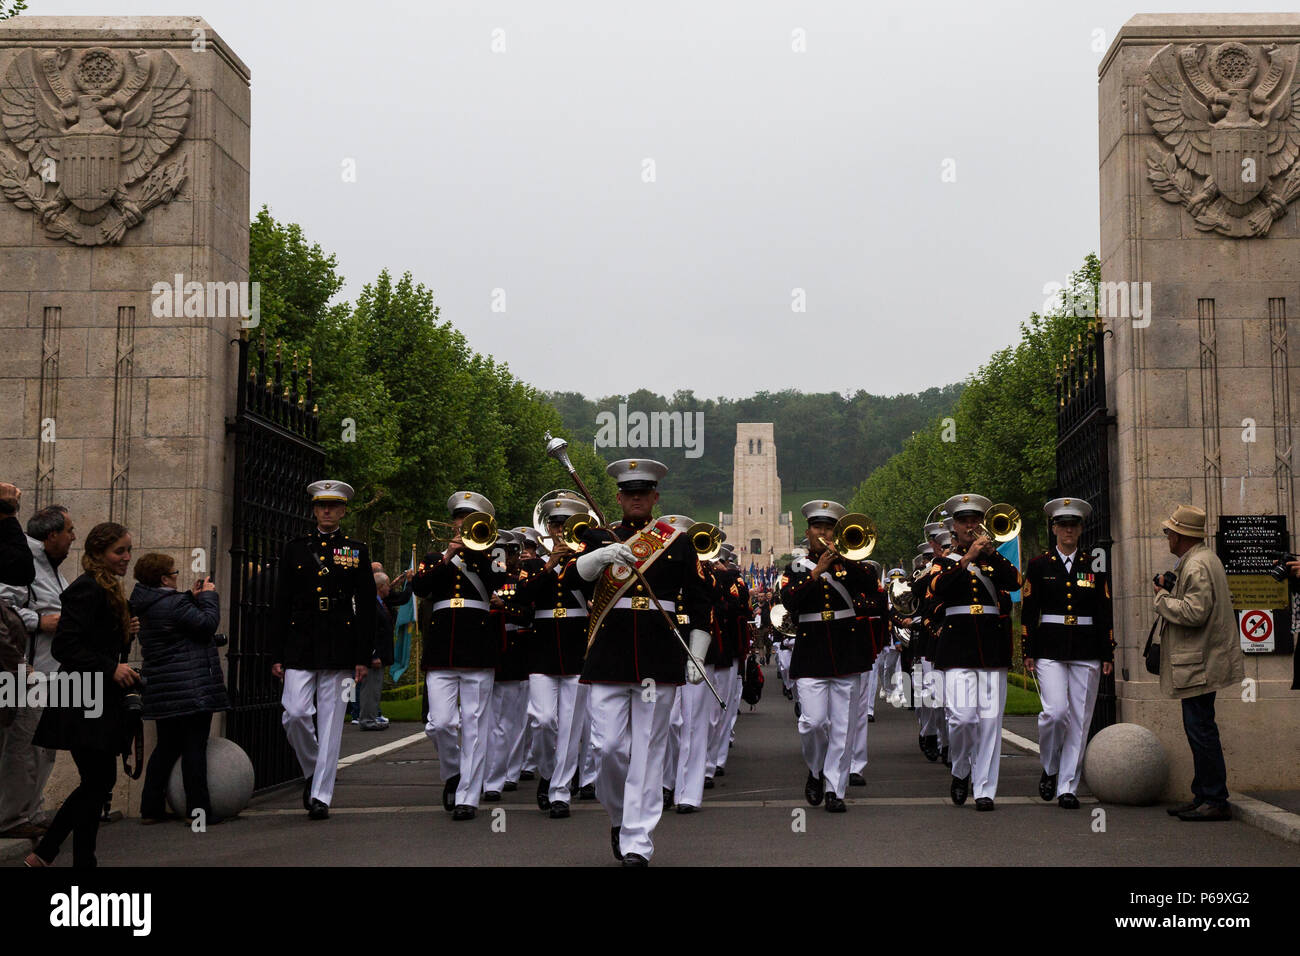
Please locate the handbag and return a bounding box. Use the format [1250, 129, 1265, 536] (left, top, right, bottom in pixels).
[1142, 618, 1160, 676]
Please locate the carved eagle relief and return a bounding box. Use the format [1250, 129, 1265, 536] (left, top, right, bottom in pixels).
[1143, 41, 1300, 237]
[0, 46, 191, 245]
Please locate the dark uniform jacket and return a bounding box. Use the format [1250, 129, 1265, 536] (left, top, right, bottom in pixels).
[492, 568, 533, 682]
[34, 573, 129, 753]
[853, 579, 887, 662]
[576, 517, 711, 686]
[927, 546, 1021, 670]
[709, 565, 751, 669]
[414, 546, 508, 670]
[1021, 550, 1113, 663]
[782, 556, 878, 678]
[271, 528, 376, 671]
[518, 557, 588, 676]
[0, 512, 34, 587]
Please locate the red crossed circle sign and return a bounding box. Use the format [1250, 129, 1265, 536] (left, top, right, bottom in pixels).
[1240, 610, 1272, 642]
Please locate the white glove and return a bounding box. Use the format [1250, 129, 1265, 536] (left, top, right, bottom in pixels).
[575, 542, 637, 581]
[685, 629, 711, 684]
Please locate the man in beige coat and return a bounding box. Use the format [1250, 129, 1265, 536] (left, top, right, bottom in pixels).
[1152, 505, 1244, 822]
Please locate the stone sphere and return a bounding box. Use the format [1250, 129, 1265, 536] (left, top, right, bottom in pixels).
[165, 736, 255, 820]
[1083, 722, 1169, 805]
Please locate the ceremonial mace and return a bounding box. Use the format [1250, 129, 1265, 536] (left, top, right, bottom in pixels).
[544, 432, 726, 710]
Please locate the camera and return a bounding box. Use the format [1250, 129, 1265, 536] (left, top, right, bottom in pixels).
[1153, 570, 1177, 592]
[212, 632, 228, 648]
[122, 675, 146, 714]
[1265, 551, 1300, 583]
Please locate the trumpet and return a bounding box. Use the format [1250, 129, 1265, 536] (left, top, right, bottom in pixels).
[687, 521, 723, 561]
[426, 510, 498, 552]
[830, 513, 876, 561]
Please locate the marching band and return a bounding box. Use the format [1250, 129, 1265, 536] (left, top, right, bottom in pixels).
[280, 445, 1111, 863]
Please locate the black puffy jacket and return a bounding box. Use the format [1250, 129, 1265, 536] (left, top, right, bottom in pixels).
[129, 585, 230, 720]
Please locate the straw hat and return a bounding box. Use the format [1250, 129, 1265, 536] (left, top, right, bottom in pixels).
[1161, 504, 1206, 539]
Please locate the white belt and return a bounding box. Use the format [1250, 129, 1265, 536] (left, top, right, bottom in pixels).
[431, 598, 490, 612]
[797, 609, 855, 623]
[944, 604, 995, 616]
[1040, 614, 1093, 625]
[535, 608, 588, 619]
[505, 623, 520, 632]
[613, 597, 674, 612]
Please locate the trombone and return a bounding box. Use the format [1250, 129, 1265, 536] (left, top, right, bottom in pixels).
[830, 513, 876, 561]
[975, 502, 1021, 545]
[426, 510, 498, 551]
[687, 522, 723, 562]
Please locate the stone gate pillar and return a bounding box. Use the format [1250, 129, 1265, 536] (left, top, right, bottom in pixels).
[0, 16, 250, 814]
[1100, 14, 1300, 796]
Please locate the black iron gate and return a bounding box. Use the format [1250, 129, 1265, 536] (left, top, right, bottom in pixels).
[1055, 319, 1117, 740]
[226, 335, 324, 791]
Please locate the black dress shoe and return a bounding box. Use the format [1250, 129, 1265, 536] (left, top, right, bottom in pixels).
[941, 747, 951, 767]
[549, 801, 570, 819]
[805, 771, 825, 807]
[519, 770, 535, 781]
[451, 804, 476, 821]
[622, 853, 648, 867]
[536, 776, 552, 811]
[303, 779, 312, 811]
[918, 734, 927, 755]
[675, 803, 699, 814]
[1038, 770, 1058, 802]
[1177, 803, 1231, 822]
[794, 702, 802, 718]
[483, 791, 501, 802]
[714, 766, 725, 777]
[502, 781, 518, 792]
[579, 784, 596, 801]
[610, 826, 623, 862]
[923, 735, 940, 762]
[849, 772, 866, 787]
[867, 714, 876, 723]
[662, 788, 674, 810]
[442, 774, 460, 812]
[950, 774, 969, 806]
[975, 797, 995, 812]
[307, 799, 329, 820]
[703, 777, 715, 790]
[1166, 800, 1202, 816]
[824, 793, 846, 813]
[1058, 792, 1080, 809]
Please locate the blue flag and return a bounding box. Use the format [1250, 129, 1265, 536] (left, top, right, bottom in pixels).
[997, 536, 1022, 603]
[389, 551, 416, 682]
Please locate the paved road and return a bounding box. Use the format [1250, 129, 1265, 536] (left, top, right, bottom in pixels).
[26, 665, 1300, 866]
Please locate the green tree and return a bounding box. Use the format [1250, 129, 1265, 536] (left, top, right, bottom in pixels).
[0, 2, 28, 21]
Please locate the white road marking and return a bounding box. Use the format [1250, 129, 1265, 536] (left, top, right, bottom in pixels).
[337, 731, 426, 769]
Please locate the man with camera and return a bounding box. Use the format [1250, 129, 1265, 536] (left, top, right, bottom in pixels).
[1152, 504, 1243, 822]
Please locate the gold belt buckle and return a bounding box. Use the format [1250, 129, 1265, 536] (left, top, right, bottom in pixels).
[970, 604, 984, 615]
[677, 613, 688, 624]
[1064, 614, 1077, 625]
[630, 597, 649, 610]
[318, 597, 329, 611]
[821, 610, 834, 621]
[553, 607, 566, 618]
[449, 598, 464, 609]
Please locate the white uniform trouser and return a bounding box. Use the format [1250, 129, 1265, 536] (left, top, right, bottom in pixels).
[915, 660, 944, 738]
[869, 645, 900, 716]
[675, 666, 718, 807]
[281, 668, 351, 806]
[589, 682, 676, 861]
[424, 669, 495, 808]
[485, 679, 529, 793]
[528, 673, 588, 804]
[521, 720, 538, 774]
[849, 670, 871, 775]
[778, 647, 794, 690]
[943, 668, 1007, 800]
[1036, 659, 1102, 795]
[795, 675, 859, 798]
[664, 690, 683, 791]
[707, 663, 740, 774]
[579, 704, 598, 787]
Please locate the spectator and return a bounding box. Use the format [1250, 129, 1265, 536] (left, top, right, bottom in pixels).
[129, 553, 228, 824]
[359, 571, 394, 731]
[26, 522, 140, 867]
[1153, 504, 1243, 822]
[0, 505, 74, 839]
[0, 482, 35, 586]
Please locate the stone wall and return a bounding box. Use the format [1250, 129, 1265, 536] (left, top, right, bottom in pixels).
[1100, 14, 1300, 795]
[0, 16, 250, 815]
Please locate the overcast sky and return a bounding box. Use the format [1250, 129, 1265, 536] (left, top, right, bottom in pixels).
[21, 1, 1299, 399]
